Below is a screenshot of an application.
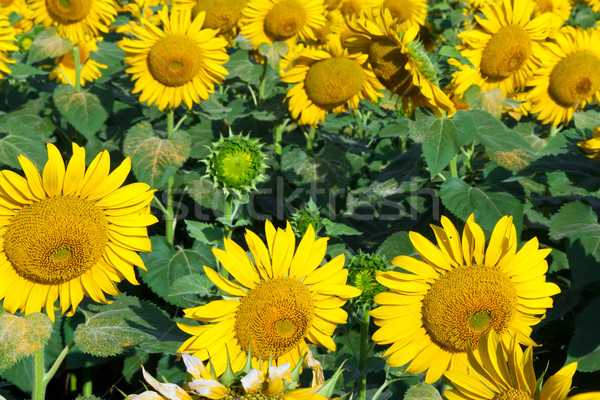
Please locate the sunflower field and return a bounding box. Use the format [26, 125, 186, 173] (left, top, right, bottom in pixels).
[0, 0, 599, 398]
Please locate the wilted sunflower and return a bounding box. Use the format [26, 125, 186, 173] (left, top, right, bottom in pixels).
[578, 126, 600, 160]
[0, 14, 17, 79]
[0, 143, 157, 322]
[532, 0, 572, 30]
[239, 0, 326, 50]
[281, 41, 383, 126]
[445, 330, 600, 400]
[449, 0, 552, 98]
[374, 0, 427, 32]
[370, 214, 560, 383]
[346, 8, 454, 117]
[0, 0, 34, 33]
[527, 26, 600, 127]
[178, 221, 361, 376]
[48, 39, 107, 87]
[119, 6, 229, 111]
[29, 0, 117, 44]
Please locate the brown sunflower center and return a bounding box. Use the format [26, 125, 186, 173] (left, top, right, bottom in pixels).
[368, 38, 412, 95]
[340, 0, 362, 16]
[3, 196, 109, 285]
[304, 57, 364, 109]
[193, 0, 246, 32]
[422, 265, 518, 352]
[0, 0, 15, 7]
[46, 0, 92, 24]
[548, 51, 600, 107]
[493, 389, 534, 400]
[383, 0, 413, 22]
[480, 25, 532, 80]
[147, 35, 203, 87]
[264, 0, 306, 41]
[235, 277, 314, 360]
[60, 44, 90, 69]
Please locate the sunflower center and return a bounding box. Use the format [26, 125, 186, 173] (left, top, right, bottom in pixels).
[422, 265, 518, 352]
[548, 52, 600, 107]
[193, 0, 245, 32]
[537, 0, 553, 13]
[3, 196, 109, 285]
[368, 38, 411, 95]
[493, 389, 534, 400]
[383, 0, 413, 22]
[480, 25, 532, 80]
[147, 35, 203, 87]
[304, 57, 364, 109]
[340, 0, 362, 16]
[216, 147, 259, 188]
[264, 0, 306, 41]
[0, 0, 14, 7]
[46, 0, 92, 24]
[235, 277, 315, 360]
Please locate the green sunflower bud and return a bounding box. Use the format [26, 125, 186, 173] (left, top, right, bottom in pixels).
[347, 251, 388, 304]
[204, 131, 268, 197]
[290, 199, 322, 236]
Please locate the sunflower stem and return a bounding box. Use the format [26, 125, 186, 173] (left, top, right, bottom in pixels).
[82, 369, 93, 396]
[449, 155, 458, 178]
[305, 125, 316, 155]
[167, 109, 174, 138]
[274, 119, 289, 156]
[357, 305, 370, 400]
[44, 341, 74, 386]
[548, 125, 559, 138]
[224, 194, 234, 238]
[73, 44, 81, 93]
[258, 58, 268, 107]
[165, 109, 176, 244]
[32, 346, 46, 400]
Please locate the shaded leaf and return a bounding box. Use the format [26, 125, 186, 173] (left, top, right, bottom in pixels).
[549, 201, 600, 261]
[566, 297, 600, 372]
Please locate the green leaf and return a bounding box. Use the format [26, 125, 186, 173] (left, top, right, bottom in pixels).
[566, 297, 600, 372]
[0, 313, 53, 373]
[403, 382, 443, 400]
[440, 178, 524, 234]
[573, 110, 600, 131]
[0, 113, 52, 169]
[53, 85, 108, 139]
[281, 145, 353, 189]
[122, 122, 191, 189]
[185, 220, 224, 246]
[28, 27, 71, 63]
[258, 41, 288, 70]
[184, 172, 226, 211]
[377, 231, 417, 261]
[74, 295, 186, 357]
[139, 236, 215, 307]
[7, 63, 46, 79]
[470, 110, 535, 153]
[464, 86, 504, 117]
[548, 201, 600, 261]
[322, 219, 361, 236]
[168, 273, 217, 307]
[224, 49, 262, 87]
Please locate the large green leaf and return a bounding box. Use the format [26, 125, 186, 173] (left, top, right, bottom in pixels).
[53, 85, 108, 139]
[469, 110, 535, 153]
[122, 122, 191, 189]
[566, 297, 600, 372]
[404, 382, 443, 400]
[0, 112, 53, 169]
[0, 312, 53, 373]
[74, 295, 186, 357]
[440, 178, 524, 233]
[549, 201, 600, 261]
[27, 27, 71, 63]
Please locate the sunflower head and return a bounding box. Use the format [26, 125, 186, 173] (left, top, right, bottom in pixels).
[577, 126, 600, 161]
[204, 132, 268, 197]
[192, 0, 247, 33]
[347, 251, 387, 303]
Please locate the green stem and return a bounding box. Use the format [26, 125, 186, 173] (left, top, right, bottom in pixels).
[165, 110, 176, 244]
[73, 44, 81, 93]
[357, 305, 370, 400]
[305, 126, 316, 155]
[44, 341, 75, 386]
[258, 58, 268, 107]
[224, 195, 234, 239]
[82, 369, 92, 396]
[274, 120, 289, 156]
[32, 347, 46, 400]
[449, 155, 458, 178]
[548, 125, 559, 138]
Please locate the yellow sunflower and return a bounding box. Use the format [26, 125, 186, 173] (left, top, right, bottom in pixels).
[0, 143, 157, 322]
[239, 0, 326, 51]
[346, 8, 455, 117]
[527, 26, 600, 127]
[578, 126, 600, 160]
[177, 221, 361, 376]
[370, 214, 560, 383]
[533, 0, 572, 30]
[0, 0, 34, 33]
[115, 0, 164, 35]
[281, 41, 383, 126]
[119, 6, 229, 111]
[445, 330, 600, 400]
[0, 14, 17, 79]
[173, 0, 247, 39]
[29, 0, 117, 44]
[449, 0, 552, 98]
[374, 0, 427, 32]
[584, 0, 600, 12]
[48, 39, 107, 87]
[338, 0, 375, 17]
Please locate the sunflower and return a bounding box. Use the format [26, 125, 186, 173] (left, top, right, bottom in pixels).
[370, 214, 560, 383]
[577, 126, 600, 160]
[448, 0, 552, 98]
[445, 330, 600, 400]
[374, 0, 427, 32]
[173, 0, 247, 39]
[337, 0, 375, 17]
[115, 0, 164, 35]
[177, 221, 361, 376]
[29, 0, 117, 44]
[119, 6, 229, 111]
[281, 40, 383, 126]
[48, 39, 107, 87]
[0, 143, 157, 322]
[532, 0, 572, 30]
[527, 26, 600, 127]
[345, 8, 455, 117]
[239, 0, 326, 51]
[584, 0, 600, 12]
[0, 14, 17, 79]
[0, 0, 34, 33]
